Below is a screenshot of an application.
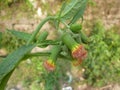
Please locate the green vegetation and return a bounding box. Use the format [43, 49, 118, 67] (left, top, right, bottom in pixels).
[0, 0, 34, 20]
[0, 0, 120, 90]
[1, 31, 25, 53]
[83, 21, 120, 87]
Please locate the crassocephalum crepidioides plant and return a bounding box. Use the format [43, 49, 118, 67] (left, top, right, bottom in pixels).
[0, 0, 88, 89]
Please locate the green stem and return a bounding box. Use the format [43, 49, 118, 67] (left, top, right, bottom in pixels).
[61, 19, 70, 29]
[23, 52, 71, 60]
[1, 52, 71, 60]
[27, 52, 50, 57]
[49, 45, 61, 61]
[27, 16, 55, 44]
[37, 31, 48, 43]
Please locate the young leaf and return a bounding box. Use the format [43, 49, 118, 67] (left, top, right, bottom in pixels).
[69, 1, 87, 24]
[61, 0, 88, 23]
[0, 44, 35, 82]
[7, 29, 31, 41]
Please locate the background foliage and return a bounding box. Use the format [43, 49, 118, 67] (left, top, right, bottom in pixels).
[83, 21, 120, 87]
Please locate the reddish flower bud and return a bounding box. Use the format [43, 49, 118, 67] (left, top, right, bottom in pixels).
[43, 59, 55, 72]
[43, 45, 61, 71]
[62, 33, 87, 66]
[72, 45, 87, 60]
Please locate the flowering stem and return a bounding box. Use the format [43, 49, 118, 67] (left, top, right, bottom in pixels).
[49, 45, 61, 61]
[23, 51, 71, 60]
[27, 16, 55, 44]
[37, 31, 48, 43]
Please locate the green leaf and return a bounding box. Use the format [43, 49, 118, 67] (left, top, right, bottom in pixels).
[61, 0, 88, 23]
[7, 29, 31, 41]
[69, 1, 87, 24]
[0, 44, 35, 82]
[0, 70, 14, 90]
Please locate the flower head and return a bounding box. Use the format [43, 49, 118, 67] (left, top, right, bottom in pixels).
[43, 45, 61, 72]
[72, 45, 87, 60]
[62, 33, 87, 62]
[43, 59, 55, 72]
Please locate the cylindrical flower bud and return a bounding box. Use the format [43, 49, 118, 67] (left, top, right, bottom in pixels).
[43, 45, 61, 71]
[62, 33, 87, 62]
[62, 33, 78, 50]
[70, 24, 82, 33]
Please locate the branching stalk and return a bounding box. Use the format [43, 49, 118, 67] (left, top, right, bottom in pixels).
[27, 16, 55, 44]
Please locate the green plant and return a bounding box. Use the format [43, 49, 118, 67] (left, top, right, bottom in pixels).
[0, 0, 88, 89]
[83, 21, 120, 87]
[1, 0, 120, 89]
[1, 31, 25, 53]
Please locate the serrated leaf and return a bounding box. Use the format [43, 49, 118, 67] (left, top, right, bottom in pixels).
[0, 44, 35, 82]
[61, 0, 88, 23]
[7, 29, 31, 41]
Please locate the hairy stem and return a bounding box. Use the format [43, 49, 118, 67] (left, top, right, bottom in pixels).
[24, 52, 71, 60]
[27, 16, 55, 44]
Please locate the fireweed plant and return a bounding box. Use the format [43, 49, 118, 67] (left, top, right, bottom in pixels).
[0, 0, 88, 89]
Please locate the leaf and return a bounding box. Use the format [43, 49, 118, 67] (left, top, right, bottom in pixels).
[0, 70, 14, 90]
[61, 0, 88, 23]
[7, 29, 31, 41]
[0, 44, 35, 82]
[69, 2, 87, 24]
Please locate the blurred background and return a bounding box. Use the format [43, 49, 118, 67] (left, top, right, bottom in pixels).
[0, 0, 120, 90]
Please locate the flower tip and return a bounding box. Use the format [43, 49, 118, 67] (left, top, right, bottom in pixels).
[43, 60, 55, 72]
[72, 45, 87, 60]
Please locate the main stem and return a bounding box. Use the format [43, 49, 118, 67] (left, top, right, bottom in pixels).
[23, 52, 71, 60]
[27, 16, 55, 44]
